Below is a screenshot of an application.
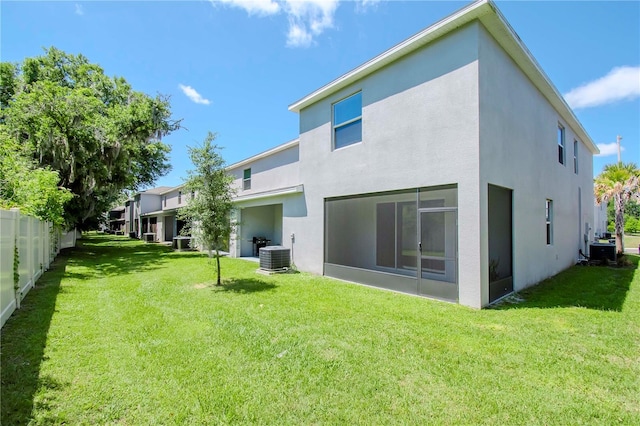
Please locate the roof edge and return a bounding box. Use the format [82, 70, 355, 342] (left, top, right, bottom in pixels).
[288, 0, 491, 113]
[226, 138, 300, 170]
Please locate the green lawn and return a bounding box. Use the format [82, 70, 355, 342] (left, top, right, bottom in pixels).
[2, 234, 639, 425]
[625, 233, 640, 252]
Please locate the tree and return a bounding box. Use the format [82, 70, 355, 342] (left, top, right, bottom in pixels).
[0, 127, 72, 225]
[1, 47, 179, 229]
[594, 162, 640, 254]
[178, 132, 235, 286]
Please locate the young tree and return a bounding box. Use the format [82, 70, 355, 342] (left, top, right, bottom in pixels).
[2, 47, 179, 229]
[179, 132, 235, 286]
[594, 162, 640, 254]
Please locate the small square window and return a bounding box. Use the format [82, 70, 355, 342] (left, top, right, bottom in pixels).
[333, 92, 362, 150]
[243, 168, 251, 190]
[558, 125, 565, 165]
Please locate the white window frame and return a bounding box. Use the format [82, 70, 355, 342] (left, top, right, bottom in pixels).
[243, 168, 251, 190]
[332, 91, 362, 150]
[546, 199, 553, 245]
[573, 140, 578, 174]
[558, 124, 565, 165]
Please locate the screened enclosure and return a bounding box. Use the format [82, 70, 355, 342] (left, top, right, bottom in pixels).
[324, 185, 458, 301]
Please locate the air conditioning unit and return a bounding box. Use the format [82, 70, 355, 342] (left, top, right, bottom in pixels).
[259, 246, 290, 271]
[143, 233, 155, 243]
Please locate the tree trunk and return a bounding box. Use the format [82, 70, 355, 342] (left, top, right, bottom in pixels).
[615, 193, 625, 254]
[215, 247, 222, 286]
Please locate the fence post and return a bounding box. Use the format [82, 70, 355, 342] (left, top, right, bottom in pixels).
[10, 208, 21, 309]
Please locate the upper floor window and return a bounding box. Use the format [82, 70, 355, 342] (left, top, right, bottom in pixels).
[178, 191, 182, 204]
[573, 140, 578, 174]
[557, 124, 565, 165]
[191, 190, 195, 200]
[243, 168, 251, 190]
[333, 92, 362, 150]
[163, 196, 166, 207]
[545, 199, 553, 245]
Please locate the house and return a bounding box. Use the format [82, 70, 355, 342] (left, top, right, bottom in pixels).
[123, 186, 190, 242]
[107, 206, 125, 234]
[139, 185, 191, 242]
[227, 0, 598, 308]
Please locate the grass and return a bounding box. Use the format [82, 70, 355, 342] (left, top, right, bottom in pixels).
[625, 233, 640, 252]
[2, 234, 639, 425]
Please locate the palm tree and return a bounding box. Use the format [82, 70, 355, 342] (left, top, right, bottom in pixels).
[594, 162, 640, 254]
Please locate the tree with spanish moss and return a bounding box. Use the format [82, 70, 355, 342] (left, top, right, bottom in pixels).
[1, 47, 180, 229]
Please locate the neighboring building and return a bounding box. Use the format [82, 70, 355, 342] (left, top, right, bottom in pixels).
[108, 206, 126, 233]
[120, 185, 193, 242]
[594, 201, 609, 238]
[227, 0, 598, 308]
[139, 185, 191, 242]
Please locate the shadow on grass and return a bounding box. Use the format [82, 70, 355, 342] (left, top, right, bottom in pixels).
[219, 278, 278, 294]
[494, 255, 638, 312]
[63, 234, 174, 279]
[1, 250, 68, 425]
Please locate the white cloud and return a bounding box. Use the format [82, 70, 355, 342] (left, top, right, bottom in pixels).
[356, 0, 380, 13]
[214, 0, 280, 16]
[178, 84, 211, 105]
[286, 22, 314, 48]
[75, 3, 84, 16]
[212, 0, 381, 47]
[564, 66, 640, 109]
[595, 142, 625, 157]
[284, 0, 339, 48]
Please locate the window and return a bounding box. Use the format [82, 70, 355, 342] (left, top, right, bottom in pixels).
[333, 92, 362, 149]
[573, 140, 578, 174]
[558, 124, 565, 165]
[178, 191, 182, 204]
[243, 168, 251, 190]
[191, 190, 195, 200]
[545, 199, 553, 245]
[163, 196, 166, 207]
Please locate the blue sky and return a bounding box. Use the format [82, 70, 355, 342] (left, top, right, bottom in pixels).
[2, 1, 639, 188]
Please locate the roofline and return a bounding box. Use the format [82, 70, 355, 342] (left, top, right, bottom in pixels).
[159, 185, 185, 195]
[288, 0, 490, 113]
[287, 0, 597, 154]
[226, 138, 300, 170]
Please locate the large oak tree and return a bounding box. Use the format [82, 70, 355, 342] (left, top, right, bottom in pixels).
[1, 47, 179, 229]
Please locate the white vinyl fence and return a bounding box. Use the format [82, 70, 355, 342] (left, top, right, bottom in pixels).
[0, 208, 75, 328]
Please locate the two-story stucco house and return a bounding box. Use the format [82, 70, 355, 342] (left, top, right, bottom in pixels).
[227, 0, 598, 309]
[121, 185, 190, 242]
[139, 185, 191, 242]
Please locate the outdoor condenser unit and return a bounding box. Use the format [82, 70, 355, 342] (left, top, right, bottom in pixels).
[259, 246, 290, 271]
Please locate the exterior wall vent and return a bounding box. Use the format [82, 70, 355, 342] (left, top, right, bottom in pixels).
[259, 246, 291, 271]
